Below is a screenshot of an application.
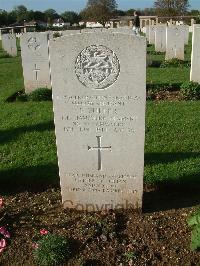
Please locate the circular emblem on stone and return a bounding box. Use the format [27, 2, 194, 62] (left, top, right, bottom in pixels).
[75, 45, 120, 90]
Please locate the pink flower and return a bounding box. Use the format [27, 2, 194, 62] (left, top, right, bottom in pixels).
[0, 198, 3, 208]
[0, 227, 10, 239]
[39, 229, 49, 235]
[32, 243, 39, 249]
[0, 239, 6, 253]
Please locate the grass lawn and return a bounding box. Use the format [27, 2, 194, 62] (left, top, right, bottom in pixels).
[147, 33, 192, 86]
[0, 37, 199, 193]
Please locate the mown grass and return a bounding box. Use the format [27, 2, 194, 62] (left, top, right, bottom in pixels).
[0, 37, 200, 194]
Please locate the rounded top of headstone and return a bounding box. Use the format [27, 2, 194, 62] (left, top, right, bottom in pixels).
[75, 44, 120, 90]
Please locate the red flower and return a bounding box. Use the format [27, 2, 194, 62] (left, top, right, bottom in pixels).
[39, 229, 49, 235]
[0, 239, 6, 253]
[0, 227, 10, 239]
[0, 198, 3, 208]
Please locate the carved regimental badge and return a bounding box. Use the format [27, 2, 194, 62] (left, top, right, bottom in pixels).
[75, 45, 120, 90]
[27, 37, 41, 51]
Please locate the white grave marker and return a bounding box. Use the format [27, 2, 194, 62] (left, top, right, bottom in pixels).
[50, 32, 146, 211]
[190, 25, 200, 83]
[20, 32, 51, 93]
[155, 26, 166, 52]
[166, 26, 185, 60]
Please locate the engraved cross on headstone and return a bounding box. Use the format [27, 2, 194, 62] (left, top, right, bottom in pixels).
[88, 136, 112, 170]
[33, 64, 40, 81]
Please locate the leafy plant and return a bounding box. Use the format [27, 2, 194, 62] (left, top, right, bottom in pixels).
[33, 233, 71, 265]
[28, 88, 52, 101]
[53, 32, 61, 38]
[180, 81, 200, 100]
[187, 208, 200, 251]
[124, 250, 137, 261]
[160, 58, 188, 68]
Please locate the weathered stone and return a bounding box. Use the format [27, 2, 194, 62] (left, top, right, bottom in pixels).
[155, 25, 166, 52]
[166, 26, 185, 60]
[149, 26, 156, 44]
[1, 34, 17, 56]
[20, 32, 51, 93]
[49, 32, 146, 211]
[190, 25, 200, 83]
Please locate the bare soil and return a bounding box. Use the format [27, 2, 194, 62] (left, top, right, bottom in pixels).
[0, 184, 199, 265]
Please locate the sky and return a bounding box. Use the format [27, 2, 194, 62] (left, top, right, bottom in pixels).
[0, 0, 199, 13]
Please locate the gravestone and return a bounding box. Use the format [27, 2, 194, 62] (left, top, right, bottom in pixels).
[180, 25, 189, 45]
[1, 34, 17, 56]
[146, 26, 150, 42]
[49, 32, 146, 211]
[62, 29, 81, 36]
[20, 32, 51, 93]
[166, 26, 185, 60]
[190, 25, 200, 83]
[155, 25, 166, 52]
[149, 26, 156, 44]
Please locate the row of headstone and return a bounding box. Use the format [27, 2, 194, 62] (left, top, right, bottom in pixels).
[147, 25, 189, 60]
[19, 29, 147, 211]
[20, 28, 136, 93]
[1, 34, 17, 57]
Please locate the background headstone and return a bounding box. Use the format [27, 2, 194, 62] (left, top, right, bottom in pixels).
[166, 26, 185, 60]
[20, 32, 51, 93]
[155, 25, 166, 52]
[50, 32, 146, 211]
[1, 34, 17, 56]
[149, 26, 156, 44]
[190, 25, 200, 83]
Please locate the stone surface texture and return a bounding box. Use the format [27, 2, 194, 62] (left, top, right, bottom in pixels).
[20, 32, 51, 93]
[190, 24, 200, 83]
[50, 32, 146, 211]
[155, 25, 166, 52]
[166, 26, 185, 60]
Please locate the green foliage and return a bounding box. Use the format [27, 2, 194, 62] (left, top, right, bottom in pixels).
[33, 234, 71, 266]
[28, 88, 52, 102]
[53, 32, 61, 38]
[180, 82, 200, 100]
[0, 53, 11, 59]
[160, 58, 189, 68]
[61, 11, 80, 24]
[187, 209, 200, 251]
[124, 251, 137, 261]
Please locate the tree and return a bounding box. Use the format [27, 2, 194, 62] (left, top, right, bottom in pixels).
[61, 11, 80, 25]
[154, 0, 190, 16]
[13, 5, 28, 22]
[125, 9, 136, 16]
[81, 0, 117, 27]
[44, 9, 58, 24]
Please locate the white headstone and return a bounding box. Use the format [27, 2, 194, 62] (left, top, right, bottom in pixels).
[1, 34, 17, 56]
[155, 26, 166, 52]
[146, 26, 150, 41]
[149, 26, 156, 44]
[190, 25, 200, 83]
[166, 26, 185, 60]
[62, 30, 81, 36]
[20, 32, 51, 93]
[50, 32, 146, 211]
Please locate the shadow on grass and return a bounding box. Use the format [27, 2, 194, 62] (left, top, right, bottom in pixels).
[145, 152, 200, 165]
[0, 121, 55, 144]
[0, 163, 59, 194]
[144, 152, 200, 212]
